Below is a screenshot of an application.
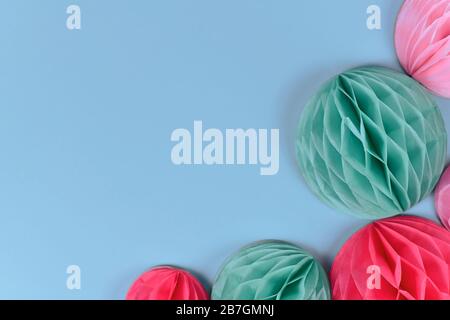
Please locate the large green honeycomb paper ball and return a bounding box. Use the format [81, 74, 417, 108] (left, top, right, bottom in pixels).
[212, 241, 330, 300]
[296, 67, 447, 219]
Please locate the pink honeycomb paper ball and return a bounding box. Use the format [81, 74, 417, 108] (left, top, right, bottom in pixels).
[126, 266, 209, 300]
[395, 0, 450, 98]
[331, 216, 450, 300]
[435, 166, 450, 230]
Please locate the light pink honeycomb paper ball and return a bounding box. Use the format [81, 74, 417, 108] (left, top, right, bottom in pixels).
[435, 166, 450, 230]
[395, 0, 450, 98]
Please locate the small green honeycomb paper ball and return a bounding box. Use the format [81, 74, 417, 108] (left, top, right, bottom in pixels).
[296, 66, 447, 219]
[212, 241, 330, 300]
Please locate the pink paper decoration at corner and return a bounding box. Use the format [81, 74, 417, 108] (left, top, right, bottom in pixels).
[330, 216, 450, 300]
[126, 266, 209, 300]
[395, 0, 450, 98]
[435, 166, 450, 230]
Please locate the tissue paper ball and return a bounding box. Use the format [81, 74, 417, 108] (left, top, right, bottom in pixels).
[331, 216, 450, 300]
[126, 266, 209, 300]
[395, 0, 450, 98]
[296, 66, 447, 219]
[212, 241, 330, 300]
[435, 166, 450, 230]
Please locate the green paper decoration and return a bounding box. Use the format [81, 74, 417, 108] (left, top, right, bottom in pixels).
[296, 66, 447, 219]
[212, 241, 330, 300]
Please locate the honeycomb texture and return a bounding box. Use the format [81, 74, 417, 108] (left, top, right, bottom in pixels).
[395, 0, 450, 98]
[212, 241, 330, 300]
[296, 66, 447, 219]
[331, 216, 450, 300]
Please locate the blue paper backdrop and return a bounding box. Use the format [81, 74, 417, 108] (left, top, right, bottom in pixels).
[0, 0, 449, 299]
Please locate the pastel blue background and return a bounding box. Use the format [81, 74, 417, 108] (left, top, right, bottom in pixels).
[0, 0, 449, 299]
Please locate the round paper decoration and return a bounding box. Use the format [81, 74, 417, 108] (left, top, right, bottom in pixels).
[395, 0, 450, 98]
[126, 266, 209, 300]
[212, 241, 330, 300]
[296, 66, 447, 219]
[435, 166, 450, 230]
[331, 216, 450, 300]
